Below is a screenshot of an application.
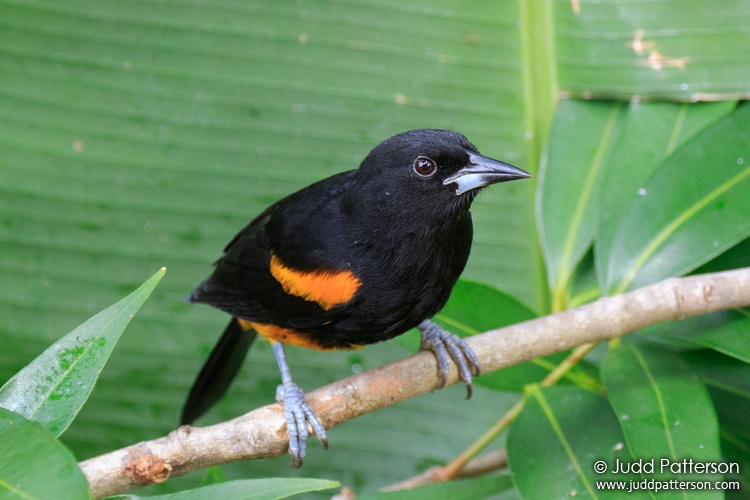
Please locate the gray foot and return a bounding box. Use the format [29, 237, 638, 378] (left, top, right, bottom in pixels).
[418, 319, 481, 399]
[276, 381, 328, 467]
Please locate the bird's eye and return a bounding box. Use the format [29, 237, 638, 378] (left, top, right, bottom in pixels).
[413, 156, 437, 177]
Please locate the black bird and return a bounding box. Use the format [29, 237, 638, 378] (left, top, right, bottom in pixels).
[182, 129, 530, 466]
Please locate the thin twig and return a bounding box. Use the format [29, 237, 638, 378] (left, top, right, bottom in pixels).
[79, 268, 750, 498]
[379, 450, 508, 492]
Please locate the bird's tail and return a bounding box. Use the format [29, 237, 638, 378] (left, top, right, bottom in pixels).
[181, 317, 257, 425]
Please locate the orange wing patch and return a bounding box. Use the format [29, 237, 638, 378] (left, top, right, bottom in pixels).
[269, 253, 360, 310]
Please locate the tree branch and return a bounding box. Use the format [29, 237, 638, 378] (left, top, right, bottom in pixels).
[79, 267, 750, 498]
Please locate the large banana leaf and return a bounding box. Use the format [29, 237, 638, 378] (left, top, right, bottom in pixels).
[554, 0, 750, 99]
[0, 1, 538, 494]
[2, 0, 750, 496]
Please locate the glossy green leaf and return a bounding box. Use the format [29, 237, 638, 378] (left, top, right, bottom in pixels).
[595, 101, 737, 288]
[685, 351, 750, 489]
[537, 99, 623, 306]
[436, 280, 538, 334]
[693, 235, 750, 275]
[0, 407, 91, 500]
[356, 475, 513, 500]
[0, 268, 165, 436]
[683, 350, 750, 445]
[110, 478, 338, 500]
[639, 308, 750, 362]
[0, 407, 27, 428]
[719, 438, 750, 492]
[199, 466, 227, 487]
[602, 344, 721, 491]
[684, 240, 750, 362]
[566, 248, 601, 308]
[682, 351, 750, 407]
[601, 103, 750, 294]
[554, 0, 750, 99]
[651, 309, 750, 364]
[507, 386, 639, 499]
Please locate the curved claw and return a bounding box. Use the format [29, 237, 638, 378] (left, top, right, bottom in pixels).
[276, 381, 328, 467]
[418, 320, 481, 399]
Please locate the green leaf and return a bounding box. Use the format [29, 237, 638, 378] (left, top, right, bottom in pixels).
[719, 437, 750, 492]
[693, 235, 750, 275]
[0, 268, 165, 436]
[567, 248, 601, 308]
[537, 99, 623, 306]
[0, 407, 92, 500]
[554, 0, 750, 99]
[109, 478, 338, 500]
[595, 101, 737, 289]
[601, 103, 750, 294]
[436, 280, 538, 335]
[199, 466, 227, 487]
[688, 310, 750, 363]
[479, 350, 600, 394]
[507, 386, 639, 499]
[682, 350, 750, 407]
[601, 344, 721, 490]
[684, 350, 750, 443]
[684, 351, 750, 490]
[650, 313, 750, 358]
[355, 475, 513, 500]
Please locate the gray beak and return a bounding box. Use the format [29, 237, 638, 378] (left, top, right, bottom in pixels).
[443, 152, 531, 195]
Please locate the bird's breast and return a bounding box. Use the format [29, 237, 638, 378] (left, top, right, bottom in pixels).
[330, 213, 473, 342]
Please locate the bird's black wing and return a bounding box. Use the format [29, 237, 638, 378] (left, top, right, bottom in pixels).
[187, 171, 357, 329]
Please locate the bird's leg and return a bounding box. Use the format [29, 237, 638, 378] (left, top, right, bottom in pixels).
[418, 319, 481, 399]
[271, 341, 328, 467]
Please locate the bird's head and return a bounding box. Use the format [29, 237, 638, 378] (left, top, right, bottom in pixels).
[352, 129, 531, 219]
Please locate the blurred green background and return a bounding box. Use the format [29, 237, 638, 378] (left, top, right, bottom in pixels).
[2, 0, 749, 496]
